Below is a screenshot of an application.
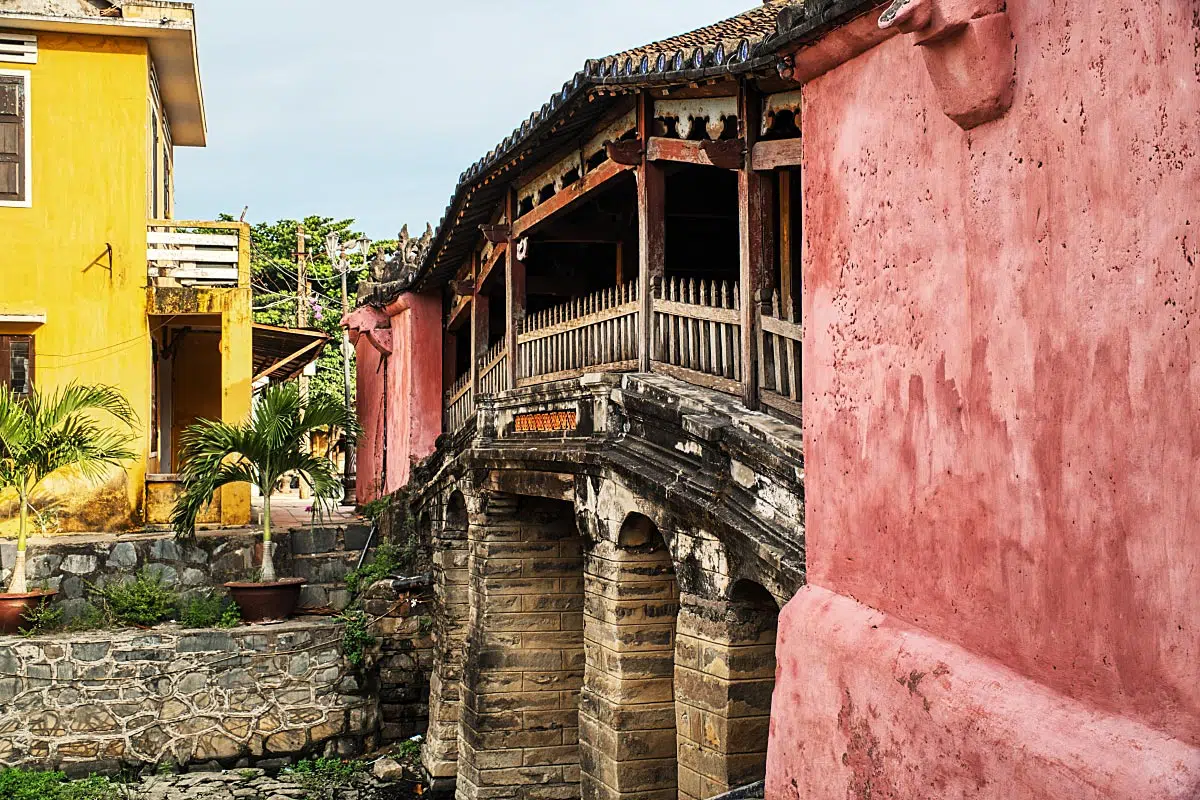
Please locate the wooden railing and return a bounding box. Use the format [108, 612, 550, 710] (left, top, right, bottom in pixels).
[516, 281, 639, 386]
[146, 220, 248, 287]
[445, 371, 473, 434]
[759, 290, 802, 421]
[479, 341, 509, 397]
[651, 276, 742, 395]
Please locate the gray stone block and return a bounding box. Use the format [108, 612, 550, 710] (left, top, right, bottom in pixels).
[26, 554, 61, 579]
[343, 525, 373, 551]
[61, 554, 97, 574]
[298, 586, 329, 608]
[106, 542, 137, 568]
[151, 539, 184, 561]
[289, 529, 337, 555]
[177, 632, 237, 653]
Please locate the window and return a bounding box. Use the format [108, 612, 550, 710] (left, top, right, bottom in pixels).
[0, 335, 34, 395]
[0, 71, 30, 206]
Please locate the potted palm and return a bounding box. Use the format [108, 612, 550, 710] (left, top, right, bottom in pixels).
[172, 382, 357, 622]
[0, 382, 136, 634]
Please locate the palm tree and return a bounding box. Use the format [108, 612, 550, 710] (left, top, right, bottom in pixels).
[172, 382, 358, 582]
[0, 382, 137, 595]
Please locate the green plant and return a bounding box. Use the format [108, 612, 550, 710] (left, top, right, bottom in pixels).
[172, 381, 359, 583]
[62, 602, 107, 632]
[0, 769, 118, 800]
[395, 735, 422, 760]
[88, 568, 179, 627]
[178, 592, 241, 629]
[0, 382, 136, 594]
[359, 496, 387, 523]
[344, 541, 401, 597]
[56, 775, 119, 800]
[19, 596, 62, 636]
[283, 757, 364, 800]
[338, 609, 376, 669]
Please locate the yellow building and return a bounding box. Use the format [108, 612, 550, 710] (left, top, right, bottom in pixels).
[0, 0, 253, 532]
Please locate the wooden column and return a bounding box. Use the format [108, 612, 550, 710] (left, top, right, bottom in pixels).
[505, 190, 525, 389]
[779, 171, 794, 322]
[637, 91, 665, 373]
[470, 250, 489, 398]
[738, 80, 769, 410]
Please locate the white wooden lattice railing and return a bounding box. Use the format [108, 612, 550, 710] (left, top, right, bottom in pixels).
[516, 281, 639, 385]
[759, 289, 802, 420]
[651, 276, 742, 394]
[444, 371, 473, 434]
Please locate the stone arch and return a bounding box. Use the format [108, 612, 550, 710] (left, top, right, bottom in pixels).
[676, 577, 780, 800]
[581, 509, 681, 800]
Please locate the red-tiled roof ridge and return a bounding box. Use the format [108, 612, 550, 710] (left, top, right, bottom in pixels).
[603, 0, 792, 69]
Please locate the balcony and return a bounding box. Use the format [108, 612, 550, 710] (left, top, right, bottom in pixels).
[146, 219, 249, 288]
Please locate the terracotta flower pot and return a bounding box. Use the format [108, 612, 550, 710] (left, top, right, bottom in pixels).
[225, 578, 305, 623]
[0, 590, 58, 635]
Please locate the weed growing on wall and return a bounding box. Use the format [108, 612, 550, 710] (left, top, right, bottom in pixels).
[87, 568, 179, 627]
[344, 541, 402, 597]
[18, 597, 62, 636]
[338, 609, 376, 669]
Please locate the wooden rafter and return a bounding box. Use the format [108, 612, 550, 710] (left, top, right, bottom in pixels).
[751, 138, 803, 171]
[511, 158, 634, 240]
[646, 137, 745, 170]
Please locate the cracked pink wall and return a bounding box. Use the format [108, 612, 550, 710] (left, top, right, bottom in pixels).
[768, 2, 1200, 797]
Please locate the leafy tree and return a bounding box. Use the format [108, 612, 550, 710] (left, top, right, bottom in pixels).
[0, 383, 136, 594]
[225, 213, 396, 401]
[171, 382, 359, 582]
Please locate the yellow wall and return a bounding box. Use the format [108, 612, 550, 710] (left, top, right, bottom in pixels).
[0, 31, 251, 532]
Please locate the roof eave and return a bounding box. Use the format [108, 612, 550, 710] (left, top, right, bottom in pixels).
[0, 11, 206, 147]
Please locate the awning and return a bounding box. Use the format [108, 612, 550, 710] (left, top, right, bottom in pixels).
[252, 323, 330, 383]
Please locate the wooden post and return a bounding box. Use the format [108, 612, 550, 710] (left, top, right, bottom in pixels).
[506, 190, 525, 389]
[470, 250, 488, 399]
[637, 91, 665, 373]
[778, 172, 793, 322]
[738, 79, 768, 410]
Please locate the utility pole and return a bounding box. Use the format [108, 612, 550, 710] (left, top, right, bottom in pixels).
[327, 232, 366, 505]
[295, 223, 311, 500]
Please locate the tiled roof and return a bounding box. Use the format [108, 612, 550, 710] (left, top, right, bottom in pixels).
[402, 0, 880, 294]
[598, 0, 791, 78]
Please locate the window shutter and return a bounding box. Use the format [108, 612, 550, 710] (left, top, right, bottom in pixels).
[0, 76, 24, 202]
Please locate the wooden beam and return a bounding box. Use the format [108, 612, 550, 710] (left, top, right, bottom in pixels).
[505, 189, 525, 390]
[511, 158, 633, 239]
[637, 92, 666, 373]
[646, 137, 745, 170]
[738, 80, 768, 410]
[447, 293, 471, 331]
[751, 137, 803, 171]
[477, 242, 507, 289]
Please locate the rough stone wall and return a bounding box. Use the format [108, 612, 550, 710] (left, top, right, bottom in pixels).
[0, 620, 376, 773]
[0, 524, 372, 620]
[362, 579, 435, 744]
[423, 487, 471, 785]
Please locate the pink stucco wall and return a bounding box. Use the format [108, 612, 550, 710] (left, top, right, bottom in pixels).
[344, 292, 443, 505]
[768, 2, 1200, 797]
[346, 306, 390, 506]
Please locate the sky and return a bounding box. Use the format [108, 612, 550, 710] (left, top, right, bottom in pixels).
[174, 0, 753, 241]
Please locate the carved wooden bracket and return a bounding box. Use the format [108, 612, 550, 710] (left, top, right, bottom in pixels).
[605, 138, 644, 166]
[879, 0, 1015, 130]
[479, 224, 510, 244]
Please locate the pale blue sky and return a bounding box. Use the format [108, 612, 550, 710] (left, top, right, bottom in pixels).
[174, 0, 752, 240]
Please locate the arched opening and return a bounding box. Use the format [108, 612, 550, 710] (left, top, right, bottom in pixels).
[445, 490, 467, 531]
[728, 579, 781, 791]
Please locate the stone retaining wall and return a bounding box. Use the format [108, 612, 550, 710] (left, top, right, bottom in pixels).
[0, 523, 373, 620]
[0, 619, 378, 773]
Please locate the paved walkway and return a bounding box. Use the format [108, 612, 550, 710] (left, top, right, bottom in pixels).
[255, 493, 362, 530]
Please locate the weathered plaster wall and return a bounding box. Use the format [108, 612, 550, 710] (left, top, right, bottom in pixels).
[770, 2, 1200, 797]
